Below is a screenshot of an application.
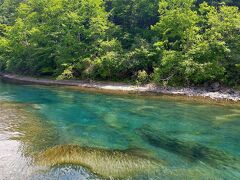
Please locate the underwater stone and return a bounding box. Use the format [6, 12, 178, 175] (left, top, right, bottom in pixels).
[137, 126, 237, 168]
[35, 144, 161, 178]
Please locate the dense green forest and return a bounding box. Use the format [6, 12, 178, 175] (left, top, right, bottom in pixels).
[0, 0, 239, 86]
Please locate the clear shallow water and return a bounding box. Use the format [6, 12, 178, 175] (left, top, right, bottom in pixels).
[0, 80, 240, 179]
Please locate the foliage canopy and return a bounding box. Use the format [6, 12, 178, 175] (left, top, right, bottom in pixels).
[0, 0, 239, 86]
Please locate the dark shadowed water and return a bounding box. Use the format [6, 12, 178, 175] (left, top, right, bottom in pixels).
[0, 80, 239, 179]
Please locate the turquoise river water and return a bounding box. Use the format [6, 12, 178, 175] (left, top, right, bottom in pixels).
[0, 79, 240, 179]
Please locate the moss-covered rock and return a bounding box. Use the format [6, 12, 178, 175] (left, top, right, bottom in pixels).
[36, 144, 161, 178]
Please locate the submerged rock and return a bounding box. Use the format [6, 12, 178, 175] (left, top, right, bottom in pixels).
[35, 145, 161, 178]
[137, 126, 238, 168]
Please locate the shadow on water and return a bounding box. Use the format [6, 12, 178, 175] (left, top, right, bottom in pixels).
[136, 125, 240, 169]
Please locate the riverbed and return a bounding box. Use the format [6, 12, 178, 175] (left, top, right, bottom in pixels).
[0, 79, 239, 179]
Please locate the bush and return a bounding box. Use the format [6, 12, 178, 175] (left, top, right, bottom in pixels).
[92, 52, 122, 80]
[182, 60, 225, 84]
[57, 66, 74, 80]
[136, 70, 149, 85]
[152, 50, 184, 86]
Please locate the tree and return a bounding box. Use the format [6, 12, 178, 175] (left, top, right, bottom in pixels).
[2, 0, 115, 77]
[105, 0, 159, 48]
[0, 0, 23, 24]
[0, 0, 239, 86]
[152, 0, 240, 85]
[196, 0, 240, 8]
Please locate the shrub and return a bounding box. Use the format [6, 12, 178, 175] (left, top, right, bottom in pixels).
[136, 70, 149, 85]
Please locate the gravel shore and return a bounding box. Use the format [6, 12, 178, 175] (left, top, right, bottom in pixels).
[1, 73, 239, 102]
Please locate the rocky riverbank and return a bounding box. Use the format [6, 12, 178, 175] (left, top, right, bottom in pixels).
[0, 73, 239, 102]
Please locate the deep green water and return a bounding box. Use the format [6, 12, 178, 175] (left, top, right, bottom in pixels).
[0, 80, 240, 179]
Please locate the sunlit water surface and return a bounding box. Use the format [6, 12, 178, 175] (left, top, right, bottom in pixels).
[0, 80, 240, 179]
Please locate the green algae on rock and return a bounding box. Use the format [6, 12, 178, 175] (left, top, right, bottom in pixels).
[35, 144, 161, 178]
[1, 80, 240, 179]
